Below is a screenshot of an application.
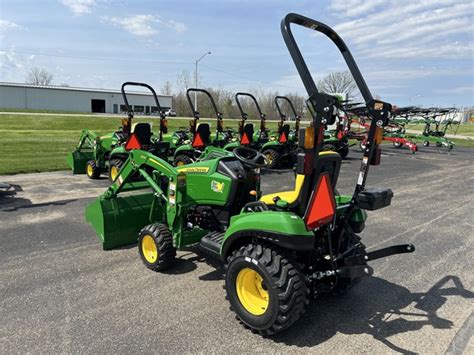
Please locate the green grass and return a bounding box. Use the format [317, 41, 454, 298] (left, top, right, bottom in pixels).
[0, 113, 471, 175]
[0, 114, 283, 175]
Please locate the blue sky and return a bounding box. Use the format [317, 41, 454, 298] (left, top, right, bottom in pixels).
[1, 0, 473, 107]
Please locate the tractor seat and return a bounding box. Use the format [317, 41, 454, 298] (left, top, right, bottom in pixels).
[192, 123, 211, 148]
[132, 122, 152, 146]
[241, 123, 254, 145]
[260, 151, 341, 207]
[279, 124, 290, 143]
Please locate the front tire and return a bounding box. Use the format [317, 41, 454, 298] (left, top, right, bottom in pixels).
[86, 160, 101, 179]
[138, 224, 176, 271]
[173, 154, 193, 167]
[393, 141, 402, 148]
[225, 244, 308, 335]
[262, 149, 281, 169]
[108, 159, 124, 182]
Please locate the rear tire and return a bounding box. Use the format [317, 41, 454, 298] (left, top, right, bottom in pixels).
[138, 223, 176, 272]
[173, 154, 193, 167]
[262, 149, 281, 169]
[225, 244, 308, 335]
[423, 141, 430, 147]
[86, 160, 101, 179]
[108, 159, 124, 182]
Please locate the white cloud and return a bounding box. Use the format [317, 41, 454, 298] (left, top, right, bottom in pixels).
[60, 0, 96, 15]
[102, 15, 187, 37]
[103, 15, 158, 37]
[167, 20, 187, 34]
[0, 20, 21, 36]
[327, 0, 474, 60]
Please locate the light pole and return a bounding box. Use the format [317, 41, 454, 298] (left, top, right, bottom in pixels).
[195, 51, 211, 111]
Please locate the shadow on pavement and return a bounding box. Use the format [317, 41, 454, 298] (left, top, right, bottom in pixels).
[271, 275, 473, 353]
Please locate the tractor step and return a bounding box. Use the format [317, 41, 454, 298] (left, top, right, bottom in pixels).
[199, 231, 225, 257]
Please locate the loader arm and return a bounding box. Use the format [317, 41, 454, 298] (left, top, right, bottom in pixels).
[103, 150, 177, 199]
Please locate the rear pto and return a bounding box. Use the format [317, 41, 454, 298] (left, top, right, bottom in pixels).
[85, 14, 414, 335]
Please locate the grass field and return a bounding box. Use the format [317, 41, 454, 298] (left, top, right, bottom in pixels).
[0, 113, 284, 175]
[1, 113, 472, 175]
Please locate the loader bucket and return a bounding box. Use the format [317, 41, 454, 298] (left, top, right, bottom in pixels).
[66, 151, 94, 174]
[85, 192, 160, 250]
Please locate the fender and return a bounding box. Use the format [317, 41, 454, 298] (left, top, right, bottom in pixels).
[223, 141, 240, 151]
[220, 211, 314, 260]
[261, 140, 282, 150]
[174, 144, 195, 157]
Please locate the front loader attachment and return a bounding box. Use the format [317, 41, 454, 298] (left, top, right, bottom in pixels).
[85, 191, 160, 250]
[67, 129, 98, 174]
[66, 150, 94, 174]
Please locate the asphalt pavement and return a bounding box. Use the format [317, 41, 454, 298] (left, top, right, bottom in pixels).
[1, 145, 473, 353]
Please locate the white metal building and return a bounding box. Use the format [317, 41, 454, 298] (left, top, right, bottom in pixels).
[0, 82, 173, 114]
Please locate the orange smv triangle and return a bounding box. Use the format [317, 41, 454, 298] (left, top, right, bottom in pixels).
[304, 173, 336, 230]
[337, 130, 344, 140]
[192, 133, 204, 148]
[125, 133, 142, 150]
[279, 132, 287, 143]
[241, 132, 250, 145]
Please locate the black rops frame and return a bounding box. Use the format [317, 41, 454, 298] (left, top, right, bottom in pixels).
[275, 96, 301, 138]
[235, 92, 267, 140]
[281, 13, 392, 199]
[121, 82, 167, 140]
[186, 88, 224, 139]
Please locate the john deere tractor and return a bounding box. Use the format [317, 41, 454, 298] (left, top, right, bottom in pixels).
[84, 14, 414, 335]
[235, 92, 292, 168]
[67, 82, 170, 181]
[172, 88, 235, 166]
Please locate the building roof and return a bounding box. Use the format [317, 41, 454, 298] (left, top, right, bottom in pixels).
[0, 82, 172, 98]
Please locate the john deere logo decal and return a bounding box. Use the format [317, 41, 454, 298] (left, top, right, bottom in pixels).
[211, 180, 224, 193]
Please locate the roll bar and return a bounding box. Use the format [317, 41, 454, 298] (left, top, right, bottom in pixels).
[186, 88, 224, 138]
[275, 96, 300, 122]
[281, 13, 392, 197]
[235, 92, 266, 139]
[121, 82, 166, 138]
[275, 96, 301, 138]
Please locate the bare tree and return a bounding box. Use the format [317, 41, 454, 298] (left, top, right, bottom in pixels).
[176, 70, 192, 92]
[161, 80, 173, 95]
[26, 67, 54, 86]
[317, 71, 357, 99]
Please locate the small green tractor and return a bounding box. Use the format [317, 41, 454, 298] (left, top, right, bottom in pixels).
[235, 92, 293, 168]
[84, 13, 414, 335]
[67, 82, 171, 181]
[172, 88, 235, 166]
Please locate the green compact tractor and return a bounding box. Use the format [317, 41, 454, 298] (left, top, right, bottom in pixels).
[85, 14, 414, 335]
[172, 88, 235, 166]
[235, 92, 289, 168]
[67, 82, 171, 181]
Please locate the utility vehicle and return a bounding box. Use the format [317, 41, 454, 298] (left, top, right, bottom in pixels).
[85, 14, 414, 335]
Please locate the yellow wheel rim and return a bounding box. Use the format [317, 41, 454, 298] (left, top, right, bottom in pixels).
[265, 153, 273, 165]
[176, 161, 185, 166]
[86, 164, 93, 177]
[236, 268, 269, 316]
[110, 166, 119, 181]
[141, 235, 158, 264]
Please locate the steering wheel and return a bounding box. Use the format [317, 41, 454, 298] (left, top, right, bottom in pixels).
[233, 146, 268, 168]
